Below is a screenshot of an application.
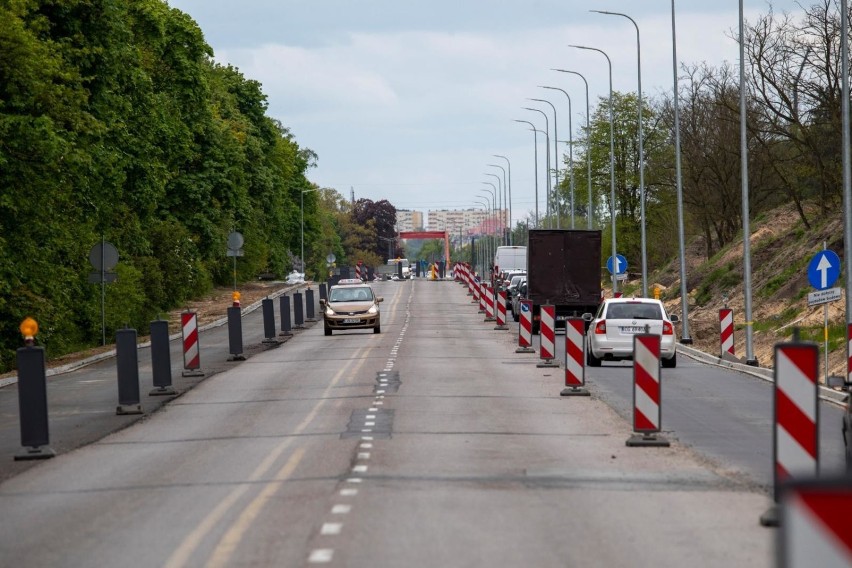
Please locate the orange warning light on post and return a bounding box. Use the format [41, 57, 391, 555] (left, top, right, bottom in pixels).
[232, 291, 241, 308]
[19, 317, 38, 344]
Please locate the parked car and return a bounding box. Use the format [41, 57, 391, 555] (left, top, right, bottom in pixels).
[500, 269, 526, 290]
[320, 279, 383, 336]
[511, 279, 527, 322]
[586, 298, 679, 368]
[506, 274, 526, 316]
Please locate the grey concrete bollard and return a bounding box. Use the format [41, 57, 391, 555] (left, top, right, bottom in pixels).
[227, 306, 246, 361]
[305, 288, 316, 321]
[116, 328, 143, 415]
[280, 295, 293, 336]
[293, 291, 305, 328]
[319, 282, 328, 301]
[149, 320, 176, 396]
[15, 345, 55, 460]
[262, 298, 278, 343]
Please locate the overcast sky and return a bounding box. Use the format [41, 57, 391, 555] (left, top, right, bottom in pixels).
[167, 0, 802, 224]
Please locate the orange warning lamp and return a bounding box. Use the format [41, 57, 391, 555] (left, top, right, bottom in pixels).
[19, 317, 38, 345]
[232, 291, 241, 307]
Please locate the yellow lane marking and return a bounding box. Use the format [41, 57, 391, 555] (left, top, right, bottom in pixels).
[166, 343, 374, 568]
[205, 448, 306, 568]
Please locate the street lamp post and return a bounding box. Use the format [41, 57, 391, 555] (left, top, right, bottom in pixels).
[569, 45, 618, 294]
[513, 120, 540, 226]
[474, 198, 492, 276]
[488, 163, 509, 244]
[552, 69, 593, 229]
[523, 107, 552, 228]
[591, 10, 648, 298]
[479, 184, 498, 244]
[529, 98, 560, 228]
[671, 1, 693, 344]
[492, 155, 513, 244]
[539, 86, 576, 229]
[484, 173, 504, 244]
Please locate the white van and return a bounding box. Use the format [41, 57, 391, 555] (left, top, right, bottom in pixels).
[494, 246, 527, 275]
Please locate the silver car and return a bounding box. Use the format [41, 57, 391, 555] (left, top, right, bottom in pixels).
[586, 298, 679, 368]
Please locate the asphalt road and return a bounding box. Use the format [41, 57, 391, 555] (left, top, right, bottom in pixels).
[0, 279, 778, 567]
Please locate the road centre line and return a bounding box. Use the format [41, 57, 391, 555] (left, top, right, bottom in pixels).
[165, 340, 374, 568]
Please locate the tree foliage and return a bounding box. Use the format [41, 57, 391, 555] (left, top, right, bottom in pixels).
[0, 0, 316, 371]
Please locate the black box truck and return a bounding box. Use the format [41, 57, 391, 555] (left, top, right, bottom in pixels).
[526, 229, 602, 333]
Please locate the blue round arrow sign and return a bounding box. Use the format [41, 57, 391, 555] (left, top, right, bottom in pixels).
[606, 254, 628, 275]
[807, 250, 840, 291]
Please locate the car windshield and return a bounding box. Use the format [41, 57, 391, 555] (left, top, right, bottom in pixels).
[606, 303, 662, 320]
[330, 287, 372, 302]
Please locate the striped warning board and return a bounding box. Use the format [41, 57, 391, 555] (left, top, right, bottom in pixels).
[537, 305, 558, 368]
[181, 311, 203, 376]
[780, 478, 852, 567]
[720, 308, 734, 357]
[773, 342, 819, 491]
[627, 334, 669, 446]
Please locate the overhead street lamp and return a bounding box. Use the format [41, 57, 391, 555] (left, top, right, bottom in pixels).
[479, 183, 498, 240]
[523, 107, 552, 227]
[488, 162, 509, 244]
[670, 1, 693, 345]
[529, 98, 560, 228]
[513, 120, 541, 226]
[591, 9, 648, 298]
[492, 155, 513, 244]
[484, 173, 504, 244]
[474, 198, 492, 275]
[569, 44, 618, 294]
[539, 86, 576, 229]
[552, 69, 593, 229]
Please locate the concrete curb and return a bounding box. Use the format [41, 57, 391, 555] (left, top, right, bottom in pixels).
[677, 343, 847, 407]
[0, 282, 309, 388]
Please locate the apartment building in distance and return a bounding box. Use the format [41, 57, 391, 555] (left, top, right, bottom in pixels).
[394, 210, 423, 233]
[427, 208, 507, 238]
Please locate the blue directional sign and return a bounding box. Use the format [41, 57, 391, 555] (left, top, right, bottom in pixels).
[606, 254, 628, 275]
[807, 250, 840, 291]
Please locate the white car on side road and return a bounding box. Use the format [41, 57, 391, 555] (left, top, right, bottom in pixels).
[586, 298, 679, 368]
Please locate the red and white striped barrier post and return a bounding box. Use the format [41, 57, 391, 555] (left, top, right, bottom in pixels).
[355, 262, 362, 280]
[494, 290, 509, 330]
[181, 311, 204, 377]
[720, 308, 735, 358]
[484, 285, 496, 322]
[561, 318, 590, 396]
[780, 478, 852, 567]
[626, 334, 669, 447]
[471, 276, 480, 303]
[761, 341, 819, 527]
[516, 299, 535, 353]
[537, 304, 559, 368]
[478, 282, 487, 313]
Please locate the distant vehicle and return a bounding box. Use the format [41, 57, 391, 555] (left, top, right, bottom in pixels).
[493, 246, 526, 285]
[511, 279, 527, 322]
[586, 298, 679, 368]
[387, 258, 411, 279]
[526, 229, 602, 333]
[506, 274, 526, 317]
[320, 279, 383, 336]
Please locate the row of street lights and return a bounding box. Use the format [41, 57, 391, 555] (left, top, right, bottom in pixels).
[485, 4, 700, 348]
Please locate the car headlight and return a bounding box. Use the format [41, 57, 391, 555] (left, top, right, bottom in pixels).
[368, 305, 378, 315]
[325, 307, 336, 316]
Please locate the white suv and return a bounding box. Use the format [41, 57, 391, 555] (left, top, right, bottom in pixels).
[586, 298, 679, 368]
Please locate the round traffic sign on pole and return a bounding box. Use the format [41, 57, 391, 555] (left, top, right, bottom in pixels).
[227, 231, 244, 251]
[606, 254, 628, 275]
[88, 242, 119, 271]
[807, 250, 840, 291]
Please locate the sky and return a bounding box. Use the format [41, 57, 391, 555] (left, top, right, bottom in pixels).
[167, 0, 803, 225]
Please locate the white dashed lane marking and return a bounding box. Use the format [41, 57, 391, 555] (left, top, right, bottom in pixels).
[309, 549, 334, 563]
